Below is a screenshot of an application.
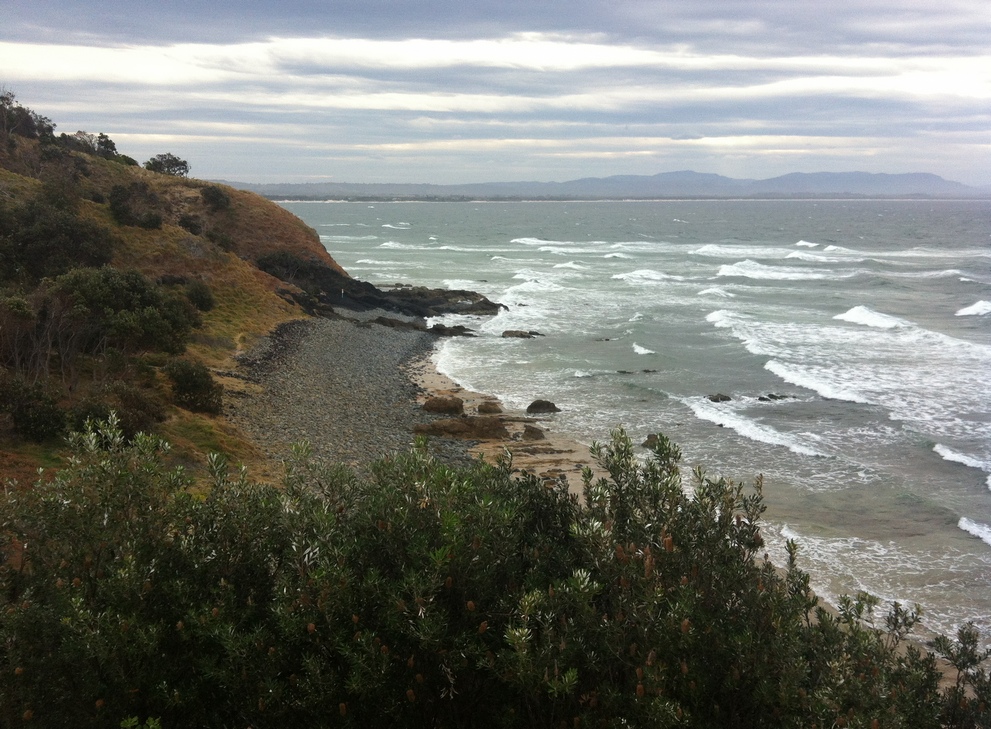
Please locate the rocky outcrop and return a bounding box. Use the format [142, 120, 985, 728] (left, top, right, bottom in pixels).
[526, 399, 561, 414]
[708, 393, 732, 403]
[502, 330, 544, 339]
[422, 396, 465, 415]
[523, 424, 546, 441]
[477, 400, 503, 414]
[413, 416, 510, 440]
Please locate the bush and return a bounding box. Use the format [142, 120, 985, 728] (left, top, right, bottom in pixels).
[177, 214, 202, 235]
[164, 358, 222, 413]
[184, 280, 215, 312]
[144, 153, 189, 177]
[0, 424, 987, 728]
[69, 381, 166, 440]
[0, 376, 66, 442]
[200, 185, 230, 212]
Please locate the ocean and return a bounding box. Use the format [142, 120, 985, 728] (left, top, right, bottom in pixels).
[281, 198, 991, 645]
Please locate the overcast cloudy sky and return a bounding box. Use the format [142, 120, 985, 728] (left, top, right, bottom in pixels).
[3, 1, 989, 185]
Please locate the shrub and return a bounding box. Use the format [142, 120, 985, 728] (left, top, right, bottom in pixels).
[144, 153, 189, 177]
[0, 424, 986, 728]
[184, 279, 215, 312]
[200, 185, 231, 212]
[0, 376, 66, 442]
[164, 358, 222, 413]
[177, 214, 202, 235]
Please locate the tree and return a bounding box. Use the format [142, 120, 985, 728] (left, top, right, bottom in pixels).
[144, 152, 189, 177]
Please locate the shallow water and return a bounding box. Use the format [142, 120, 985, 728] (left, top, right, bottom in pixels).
[283, 198, 991, 644]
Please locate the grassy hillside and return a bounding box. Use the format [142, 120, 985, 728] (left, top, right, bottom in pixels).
[0, 96, 344, 481]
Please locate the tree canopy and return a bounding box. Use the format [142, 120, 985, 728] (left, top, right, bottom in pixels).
[144, 152, 189, 177]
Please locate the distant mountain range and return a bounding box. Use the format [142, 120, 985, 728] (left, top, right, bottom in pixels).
[229, 170, 990, 200]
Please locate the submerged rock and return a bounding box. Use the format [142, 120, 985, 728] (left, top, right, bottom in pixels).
[708, 393, 732, 403]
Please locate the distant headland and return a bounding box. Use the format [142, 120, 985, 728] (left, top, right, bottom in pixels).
[228, 170, 991, 201]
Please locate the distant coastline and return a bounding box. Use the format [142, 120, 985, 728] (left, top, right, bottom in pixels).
[226, 169, 991, 202]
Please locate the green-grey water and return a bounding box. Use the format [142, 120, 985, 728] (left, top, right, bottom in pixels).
[282, 199, 991, 644]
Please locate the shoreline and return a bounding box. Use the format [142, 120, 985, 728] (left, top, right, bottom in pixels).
[222, 311, 602, 493]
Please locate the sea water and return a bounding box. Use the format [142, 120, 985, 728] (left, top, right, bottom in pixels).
[282, 199, 991, 644]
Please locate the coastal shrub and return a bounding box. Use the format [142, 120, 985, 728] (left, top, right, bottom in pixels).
[164, 358, 222, 413]
[108, 183, 163, 229]
[0, 376, 66, 442]
[184, 279, 215, 312]
[200, 185, 230, 212]
[0, 422, 986, 728]
[0, 195, 114, 282]
[144, 152, 189, 177]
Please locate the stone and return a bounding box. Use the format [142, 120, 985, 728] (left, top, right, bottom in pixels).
[422, 396, 464, 415]
[502, 329, 544, 338]
[642, 433, 659, 448]
[523, 424, 546, 441]
[477, 400, 503, 414]
[708, 393, 732, 403]
[526, 399, 561, 414]
[413, 416, 509, 440]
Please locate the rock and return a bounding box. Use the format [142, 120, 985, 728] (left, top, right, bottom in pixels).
[523, 424, 546, 441]
[477, 400, 503, 414]
[427, 323, 475, 337]
[422, 396, 464, 415]
[413, 416, 510, 440]
[642, 433, 659, 448]
[708, 393, 732, 403]
[526, 399, 561, 414]
[502, 330, 544, 338]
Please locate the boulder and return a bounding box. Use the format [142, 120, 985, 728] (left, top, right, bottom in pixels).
[526, 399, 561, 414]
[477, 400, 503, 415]
[422, 396, 464, 415]
[708, 393, 731, 403]
[523, 424, 546, 441]
[413, 416, 510, 440]
[642, 434, 659, 448]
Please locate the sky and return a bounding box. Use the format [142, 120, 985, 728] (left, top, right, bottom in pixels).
[2, 1, 990, 185]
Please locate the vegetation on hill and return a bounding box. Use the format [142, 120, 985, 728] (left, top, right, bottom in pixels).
[0, 91, 345, 479]
[1, 92, 989, 728]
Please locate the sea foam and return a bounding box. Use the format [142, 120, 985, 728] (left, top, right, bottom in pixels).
[717, 259, 842, 281]
[683, 398, 824, 457]
[956, 300, 991, 316]
[632, 343, 655, 355]
[958, 518, 991, 548]
[833, 306, 909, 329]
[934, 445, 991, 488]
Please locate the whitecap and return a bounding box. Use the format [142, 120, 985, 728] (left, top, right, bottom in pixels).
[629, 312, 644, 322]
[786, 251, 864, 263]
[632, 343, 655, 355]
[795, 240, 818, 248]
[553, 261, 588, 270]
[382, 223, 411, 230]
[612, 269, 685, 284]
[958, 518, 991, 548]
[691, 244, 793, 259]
[697, 287, 735, 298]
[823, 245, 861, 254]
[764, 360, 869, 404]
[717, 259, 845, 281]
[956, 301, 991, 317]
[683, 397, 824, 457]
[833, 306, 910, 330]
[604, 253, 633, 259]
[934, 445, 991, 488]
[355, 259, 403, 265]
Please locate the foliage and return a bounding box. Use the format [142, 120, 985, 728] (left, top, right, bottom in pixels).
[0, 194, 115, 282]
[200, 185, 230, 212]
[144, 153, 189, 178]
[184, 280, 215, 312]
[0, 374, 66, 442]
[0, 91, 55, 143]
[107, 183, 162, 229]
[0, 423, 986, 728]
[164, 358, 223, 414]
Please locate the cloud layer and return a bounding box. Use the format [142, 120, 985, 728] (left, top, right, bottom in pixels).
[4, 1, 990, 184]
